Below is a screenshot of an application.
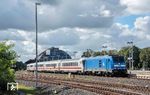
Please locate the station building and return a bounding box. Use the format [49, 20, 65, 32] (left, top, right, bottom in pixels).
[25, 47, 71, 64]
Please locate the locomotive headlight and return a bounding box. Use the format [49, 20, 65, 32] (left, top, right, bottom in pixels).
[114, 65, 119, 67]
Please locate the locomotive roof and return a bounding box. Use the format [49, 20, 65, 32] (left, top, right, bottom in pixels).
[86, 55, 122, 59]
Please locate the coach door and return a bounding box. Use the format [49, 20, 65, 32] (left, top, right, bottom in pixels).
[83, 60, 86, 71]
[58, 62, 60, 71]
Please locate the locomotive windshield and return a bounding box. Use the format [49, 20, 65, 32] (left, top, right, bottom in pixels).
[112, 56, 124, 63]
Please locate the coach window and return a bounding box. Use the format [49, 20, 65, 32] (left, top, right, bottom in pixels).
[52, 64, 56, 67]
[62, 63, 66, 66]
[74, 62, 78, 66]
[68, 63, 70, 66]
[38, 64, 42, 67]
[72, 62, 74, 66]
[71, 62, 73, 66]
[46, 64, 49, 67]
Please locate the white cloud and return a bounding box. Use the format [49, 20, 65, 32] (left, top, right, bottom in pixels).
[109, 16, 150, 48]
[0, 0, 126, 31]
[111, 16, 150, 40]
[111, 23, 133, 37]
[132, 16, 150, 40]
[0, 29, 27, 41]
[1, 18, 150, 62]
[134, 16, 150, 32]
[0, 0, 35, 30]
[99, 5, 111, 17]
[0, 0, 150, 62]
[12, 40, 45, 62]
[120, 0, 150, 14]
[4, 15, 149, 62]
[38, 28, 80, 45]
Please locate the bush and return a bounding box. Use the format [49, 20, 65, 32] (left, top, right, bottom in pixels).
[0, 41, 17, 91]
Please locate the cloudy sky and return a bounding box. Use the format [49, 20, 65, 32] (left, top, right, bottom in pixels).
[0, 0, 150, 62]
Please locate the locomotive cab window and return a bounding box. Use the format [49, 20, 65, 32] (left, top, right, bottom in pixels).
[112, 56, 124, 63]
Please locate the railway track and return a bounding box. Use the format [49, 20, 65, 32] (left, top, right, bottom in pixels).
[15, 72, 150, 95]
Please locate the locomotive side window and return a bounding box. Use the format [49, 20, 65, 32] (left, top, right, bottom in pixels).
[99, 60, 102, 67]
[108, 59, 110, 62]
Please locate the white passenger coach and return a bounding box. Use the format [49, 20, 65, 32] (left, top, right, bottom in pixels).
[27, 58, 85, 73]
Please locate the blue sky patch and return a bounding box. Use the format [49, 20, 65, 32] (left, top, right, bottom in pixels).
[115, 15, 143, 28]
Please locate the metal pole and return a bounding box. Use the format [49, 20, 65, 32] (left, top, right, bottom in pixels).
[102, 45, 107, 55]
[129, 50, 131, 70]
[35, 2, 40, 88]
[127, 42, 131, 70]
[74, 51, 77, 58]
[143, 61, 145, 71]
[131, 42, 134, 70]
[127, 41, 134, 70]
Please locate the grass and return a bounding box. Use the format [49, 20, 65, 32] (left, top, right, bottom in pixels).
[18, 84, 36, 95]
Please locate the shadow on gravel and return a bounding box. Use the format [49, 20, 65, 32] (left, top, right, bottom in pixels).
[35, 86, 71, 95]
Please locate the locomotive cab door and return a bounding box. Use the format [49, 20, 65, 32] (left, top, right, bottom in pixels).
[106, 59, 111, 72]
[83, 60, 86, 72]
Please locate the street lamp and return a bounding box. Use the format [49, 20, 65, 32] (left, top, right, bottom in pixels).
[102, 45, 107, 55]
[73, 51, 77, 58]
[35, 2, 41, 88]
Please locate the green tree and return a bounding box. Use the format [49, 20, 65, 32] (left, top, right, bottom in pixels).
[81, 49, 94, 57]
[14, 61, 26, 71]
[118, 46, 140, 69]
[0, 42, 17, 91]
[133, 46, 140, 69]
[93, 51, 102, 57]
[140, 47, 150, 70]
[108, 50, 118, 55]
[118, 47, 130, 68]
[82, 49, 118, 57]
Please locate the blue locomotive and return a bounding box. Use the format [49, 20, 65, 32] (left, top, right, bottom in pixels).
[83, 55, 127, 76]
